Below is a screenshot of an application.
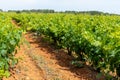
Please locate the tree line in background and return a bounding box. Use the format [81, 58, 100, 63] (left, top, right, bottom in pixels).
[0, 9, 118, 15]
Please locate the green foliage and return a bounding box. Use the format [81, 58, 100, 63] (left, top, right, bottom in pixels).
[12, 13, 120, 78]
[0, 13, 22, 78]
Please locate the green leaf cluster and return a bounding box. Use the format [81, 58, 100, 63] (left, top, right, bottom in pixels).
[12, 13, 120, 78]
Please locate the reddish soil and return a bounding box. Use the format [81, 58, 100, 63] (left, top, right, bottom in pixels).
[3, 32, 105, 80]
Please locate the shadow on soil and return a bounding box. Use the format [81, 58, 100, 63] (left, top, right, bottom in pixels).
[27, 32, 106, 80]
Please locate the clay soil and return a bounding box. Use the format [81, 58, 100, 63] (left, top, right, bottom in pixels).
[3, 32, 105, 80]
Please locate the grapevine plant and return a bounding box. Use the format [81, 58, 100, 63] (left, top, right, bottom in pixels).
[12, 13, 120, 78]
[0, 13, 22, 78]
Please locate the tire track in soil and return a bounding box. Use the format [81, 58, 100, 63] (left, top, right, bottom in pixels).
[3, 41, 45, 80]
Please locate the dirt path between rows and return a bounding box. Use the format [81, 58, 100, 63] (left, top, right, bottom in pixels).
[3, 32, 105, 80]
[3, 35, 45, 80]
